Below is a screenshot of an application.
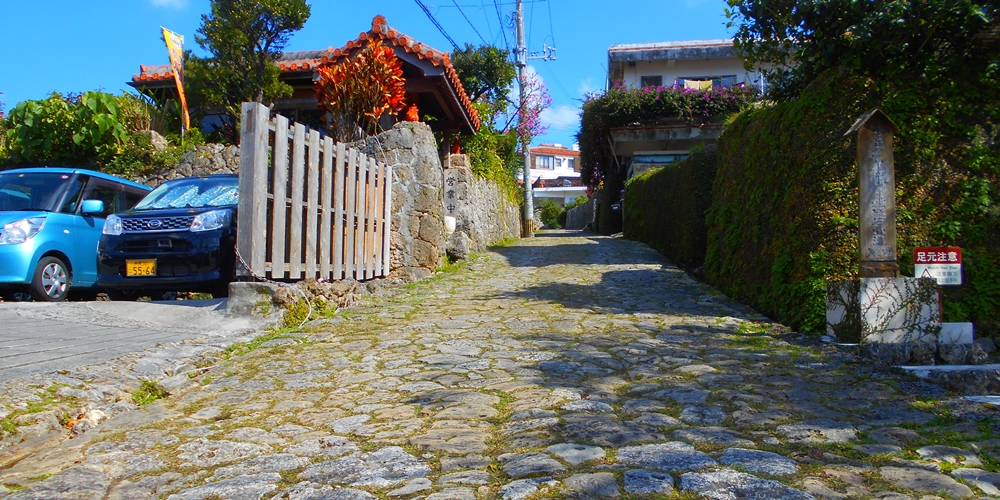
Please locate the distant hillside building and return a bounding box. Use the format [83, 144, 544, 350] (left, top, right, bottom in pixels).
[606, 39, 766, 178]
[529, 144, 586, 206]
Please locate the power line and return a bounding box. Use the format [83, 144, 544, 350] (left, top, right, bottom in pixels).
[493, 0, 510, 52]
[453, 0, 488, 45]
[546, 0, 555, 48]
[414, 0, 460, 50]
[480, 0, 495, 45]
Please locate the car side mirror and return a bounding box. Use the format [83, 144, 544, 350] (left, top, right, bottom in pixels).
[81, 199, 104, 215]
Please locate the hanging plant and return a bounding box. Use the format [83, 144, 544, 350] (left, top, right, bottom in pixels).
[316, 38, 407, 141]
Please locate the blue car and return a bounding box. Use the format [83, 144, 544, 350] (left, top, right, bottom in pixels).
[0, 167, 151, 301]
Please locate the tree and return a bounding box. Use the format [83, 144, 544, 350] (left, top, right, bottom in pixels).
[187, 0, 310, 133]
[452, 44, 516, 125]
[727, 0, 1000, 99]
[515, 71, 551, 150]
[315, 38, 407, 141]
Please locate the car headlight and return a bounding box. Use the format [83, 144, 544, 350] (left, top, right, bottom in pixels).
[0, 217, 46, 245]
[191, 209, 232, 232]
[102, 214, 123, 235]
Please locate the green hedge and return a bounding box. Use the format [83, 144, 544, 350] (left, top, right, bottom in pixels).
[706, 68, 1000, 336]
[624, 145, 717, 270]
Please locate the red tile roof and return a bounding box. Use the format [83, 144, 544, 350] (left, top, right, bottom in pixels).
[131, 15, 480, 131]
[531, 146, 581, 157]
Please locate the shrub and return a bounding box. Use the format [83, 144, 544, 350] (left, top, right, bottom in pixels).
[463, 118, 521, 205]
[706, 68, 1000, 336]
[538, 200, 563, 229]
[624, 145, 717, 270]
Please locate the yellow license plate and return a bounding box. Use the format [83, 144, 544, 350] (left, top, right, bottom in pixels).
[126, 260, 156, 277]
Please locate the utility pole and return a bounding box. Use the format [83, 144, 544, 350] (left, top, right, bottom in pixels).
[515, 0, 533, 237]
[514, 0, 555, 238]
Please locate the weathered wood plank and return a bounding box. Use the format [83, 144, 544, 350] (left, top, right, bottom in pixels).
[366, 156, 378, 279]
[333, 142, 346, 280]
[305, 129, 320, 279]
[320, 136, 334, 280]
[355, 152, 369, 279]
[373, 158, 385, 278]
[288, 123, 306, 279]
[269, 115, 289, 280]
[237, 102, 269, 276]
[382, 164, 393, 275]
[344, 148, 358, 279]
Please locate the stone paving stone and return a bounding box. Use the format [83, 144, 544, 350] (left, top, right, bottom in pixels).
[545, 443, 606, 465]
[879, 466, 974, 499]
[617, 442, 717, 472]
[623, 469, 674, 495]
[679, 470, 814, 500]
[777, 419, 858, 444]
[563, 472, 620, 497]
[674, 427, 755, 447]
[500, 477, 558, 500]
[950, 468, 1000, 496]
[176, 439, 272, 468]
[915, 445, 983, 467]
[680, 405, 727, 425]
[297, 447, 430, 488]
[498, 452, 566, 478]
[164, 472, 280, 500]
[718, 448, 799, 476]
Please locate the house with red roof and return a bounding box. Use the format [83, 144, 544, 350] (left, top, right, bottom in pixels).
[129, 16, 479, 144]
[529, 143, 586, 206]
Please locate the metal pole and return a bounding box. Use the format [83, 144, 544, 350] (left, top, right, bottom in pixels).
[516, 0, 534, 237]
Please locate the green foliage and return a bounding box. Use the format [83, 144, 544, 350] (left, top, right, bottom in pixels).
[579, 83, 757, 192]
[624, 145, 718, 270]
[706, 68, 1000, 336]
[538, 200, 563, 229]
[187, 0, 311, 135]
[463, 107, 522, 205]
[727, 0, 1000, 101]
[132, 380, 168, 406]
[452, 44, 516, 125]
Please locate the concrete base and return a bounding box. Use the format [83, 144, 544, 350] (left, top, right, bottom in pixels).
[827, 277, 940, 343]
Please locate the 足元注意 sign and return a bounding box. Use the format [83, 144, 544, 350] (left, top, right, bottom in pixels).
[914, 247, 962, 285]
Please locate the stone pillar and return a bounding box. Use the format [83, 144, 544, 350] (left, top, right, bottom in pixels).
[849, 109, 900, 277]
[443, 154, 472, 260]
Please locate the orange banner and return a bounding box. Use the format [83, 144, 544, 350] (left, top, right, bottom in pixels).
[162, 26, 191, 132]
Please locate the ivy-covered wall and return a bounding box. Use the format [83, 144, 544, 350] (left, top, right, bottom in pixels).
[706, 68, 1000, 337]
[624, 145, 717, 270]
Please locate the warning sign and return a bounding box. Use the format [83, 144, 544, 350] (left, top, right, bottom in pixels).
[914, 247, 962, 285]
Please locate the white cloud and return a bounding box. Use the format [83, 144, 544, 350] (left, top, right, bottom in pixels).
[150, 0, 188, 8]
[541, 104, 581, 131]
[578, 78, 598, 97]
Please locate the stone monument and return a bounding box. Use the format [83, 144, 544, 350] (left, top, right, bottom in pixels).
[826, 109, 941, 343]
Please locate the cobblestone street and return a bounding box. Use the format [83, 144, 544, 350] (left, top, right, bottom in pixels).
[2, 232, 998, 499]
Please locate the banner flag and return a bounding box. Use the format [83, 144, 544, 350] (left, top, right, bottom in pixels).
[162, 26, 191, 132]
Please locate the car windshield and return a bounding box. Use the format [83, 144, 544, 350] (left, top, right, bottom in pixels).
[134, 177, 238, 210]
[0, 172, 74, 212]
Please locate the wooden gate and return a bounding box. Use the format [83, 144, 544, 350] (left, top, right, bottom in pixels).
[237, 102, 392, 282]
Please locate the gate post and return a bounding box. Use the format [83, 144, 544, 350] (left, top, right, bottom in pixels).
[237, 102, 270, 276]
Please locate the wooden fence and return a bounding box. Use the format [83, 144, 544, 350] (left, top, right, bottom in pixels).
[237, 102, 392, 282]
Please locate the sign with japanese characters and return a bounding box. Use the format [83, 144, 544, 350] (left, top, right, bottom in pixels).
[443, 169, 466, 219]
[914, 247, 962, 285]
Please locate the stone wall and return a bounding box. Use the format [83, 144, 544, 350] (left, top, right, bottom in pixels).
[355, 122, 445, 282]
[565, 198, 595, 230]
[133, 143, 241, 187]
[443, 155, 521, 259]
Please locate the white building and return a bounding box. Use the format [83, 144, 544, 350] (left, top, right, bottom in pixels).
[606, 39, 766, 178]
[529, 144, 587, 206]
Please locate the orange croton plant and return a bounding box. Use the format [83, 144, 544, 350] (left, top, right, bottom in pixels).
[316, 38, 407, 141]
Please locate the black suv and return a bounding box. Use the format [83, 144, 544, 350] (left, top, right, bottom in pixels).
[97, 175, 238, 299]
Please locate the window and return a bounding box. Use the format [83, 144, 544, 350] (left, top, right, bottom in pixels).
[535, 155, 554, 169]
[81, 179, 123, 218]
[640, 75, 663, 88]
[568, 158, 577, 171]
[678, 75, 739, 89]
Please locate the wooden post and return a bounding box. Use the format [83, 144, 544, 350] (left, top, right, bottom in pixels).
[288, 123, 306, 279]
[382, 164, 393, 276]
[270, 115, 289, 279]
[846, 109, 900, 278]
[237, 102, 269, 276]
[333, 142, 347, 280]
[305, 129, 320, 279]
[320, 136, 334, 281]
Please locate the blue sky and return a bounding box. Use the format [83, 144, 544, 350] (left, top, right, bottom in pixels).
[0, 0, 734, 147]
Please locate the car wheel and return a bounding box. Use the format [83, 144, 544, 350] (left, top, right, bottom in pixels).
[30, 256, 70, 302]
[105, 288, 140, 301]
